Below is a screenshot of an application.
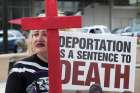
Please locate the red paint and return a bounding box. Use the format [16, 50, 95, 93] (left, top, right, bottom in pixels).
[72, 61, 85, 85]
[115, 64, 130, 89]
[8, 0, 81, 93]
[85, 62, 100, 85]
[61, 61, 130, 89]
[61, 60, 71, 84]
[102, 63, 114, 87]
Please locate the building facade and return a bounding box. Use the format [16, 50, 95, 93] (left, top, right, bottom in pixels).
[1, 0, 140, 30]
[82, 0, 140, 30]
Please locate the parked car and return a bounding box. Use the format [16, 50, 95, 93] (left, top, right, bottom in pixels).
[0, 29, 27, 53]
[82, 25, 111, 34]
[120, 26, 134, 36]
[112, 28, 123, 34]
[122, 19, 140, 43]
[122, 26, 140, 43]
[112, 26, 131, 35]
[112, 25, 140, 43]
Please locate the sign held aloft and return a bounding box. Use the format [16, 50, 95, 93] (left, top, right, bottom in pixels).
[59, 32, 137, 92]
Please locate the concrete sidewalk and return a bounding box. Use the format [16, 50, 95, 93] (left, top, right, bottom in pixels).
[0, 81, 6, 93]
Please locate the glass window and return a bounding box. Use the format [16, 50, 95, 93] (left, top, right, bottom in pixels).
[8, 33, 14, 38]
[94, 0, 109, 5]
[58, 1, 79, 13]
[94, 28, 102, 33]
[89, 29, 95, 33]
[9, 0, 30, 7]
[0, 33, 3, 37]
[125, 28, 131, 32]
[114, 0, 131, 6]
[0, 1, 2, 6]
[24, 8, 30, 17]
[0, 8, 2, 18]
[12, 8, 22, 18]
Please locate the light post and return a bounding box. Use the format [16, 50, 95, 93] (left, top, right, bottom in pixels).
[2, 0, 8, 53]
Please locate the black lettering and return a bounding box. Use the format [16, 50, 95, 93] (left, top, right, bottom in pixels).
[77, 51, 82, 59]
[79, 38, 86, 49]
[99, 40, 106, 51]
[60, 36, 65, 47]
[68, 50, 74, 59]
[71, 37, 79, 48]
[60, 49, 65, 58]
[116, 41, 123, 52]
[94, 39, 100, 50]
[106, 40, 112, 51]
[124, 41, 131, 53]
[66, 36, 72, 48]
[86, 39, 94, 50]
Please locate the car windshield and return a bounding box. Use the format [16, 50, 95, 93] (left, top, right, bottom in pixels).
[9, 30, 24, 38]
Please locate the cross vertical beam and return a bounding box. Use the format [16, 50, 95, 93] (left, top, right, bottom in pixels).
[8, 0, 81, 93]
[45, 0, 62, 93]
[46, 0, 57, 16]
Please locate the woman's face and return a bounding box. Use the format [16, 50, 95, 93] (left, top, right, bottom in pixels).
[32, 30, 47, 54]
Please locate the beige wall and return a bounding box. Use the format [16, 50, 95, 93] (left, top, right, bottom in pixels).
[0, 57, 9, 81]
[0, 53, 28, 81]
[135, 69, 140, 93]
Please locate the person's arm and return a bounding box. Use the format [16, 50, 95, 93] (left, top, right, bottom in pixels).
[5, 72, 26, 93]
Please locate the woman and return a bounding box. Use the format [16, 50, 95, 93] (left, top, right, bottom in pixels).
[5, 30, 49, 93]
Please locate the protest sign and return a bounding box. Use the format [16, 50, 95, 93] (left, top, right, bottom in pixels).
[59, 31, 137, 92]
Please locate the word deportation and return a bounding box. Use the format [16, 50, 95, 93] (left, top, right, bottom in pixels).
[60, 36, 131, 53]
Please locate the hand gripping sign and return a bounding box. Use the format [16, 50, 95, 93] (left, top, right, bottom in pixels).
[9, 0, 82, 93]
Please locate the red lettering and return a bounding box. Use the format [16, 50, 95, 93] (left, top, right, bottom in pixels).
[85, 62, 100, 85]
[61, 60, 71, 84]
[102, 63, 114, 87]
[61, 60, 131, 90]
[114, 65, 130, 89]
[72, 61, 85, 85]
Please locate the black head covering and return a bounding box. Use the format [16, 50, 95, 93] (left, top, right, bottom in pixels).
[89, 84, 103, 93]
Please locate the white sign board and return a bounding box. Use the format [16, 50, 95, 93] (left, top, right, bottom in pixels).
[59, 31, 137, 92]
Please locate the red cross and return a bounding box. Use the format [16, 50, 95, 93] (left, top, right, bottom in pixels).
[9, 0, 81, 93]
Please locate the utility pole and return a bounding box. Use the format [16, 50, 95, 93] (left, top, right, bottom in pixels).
[2, 0, 8, 53]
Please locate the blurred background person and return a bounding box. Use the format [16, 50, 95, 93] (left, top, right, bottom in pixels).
[89, 84, 103, 93]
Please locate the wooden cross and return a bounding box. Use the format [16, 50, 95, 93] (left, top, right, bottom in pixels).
[9, 0, 81, 93]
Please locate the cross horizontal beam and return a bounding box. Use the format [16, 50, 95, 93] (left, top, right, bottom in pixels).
[9, 0, 81, 93]
[9, 16, 81, 30]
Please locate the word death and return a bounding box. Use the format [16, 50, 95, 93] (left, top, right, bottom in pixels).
[61, 60, 130, 89]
